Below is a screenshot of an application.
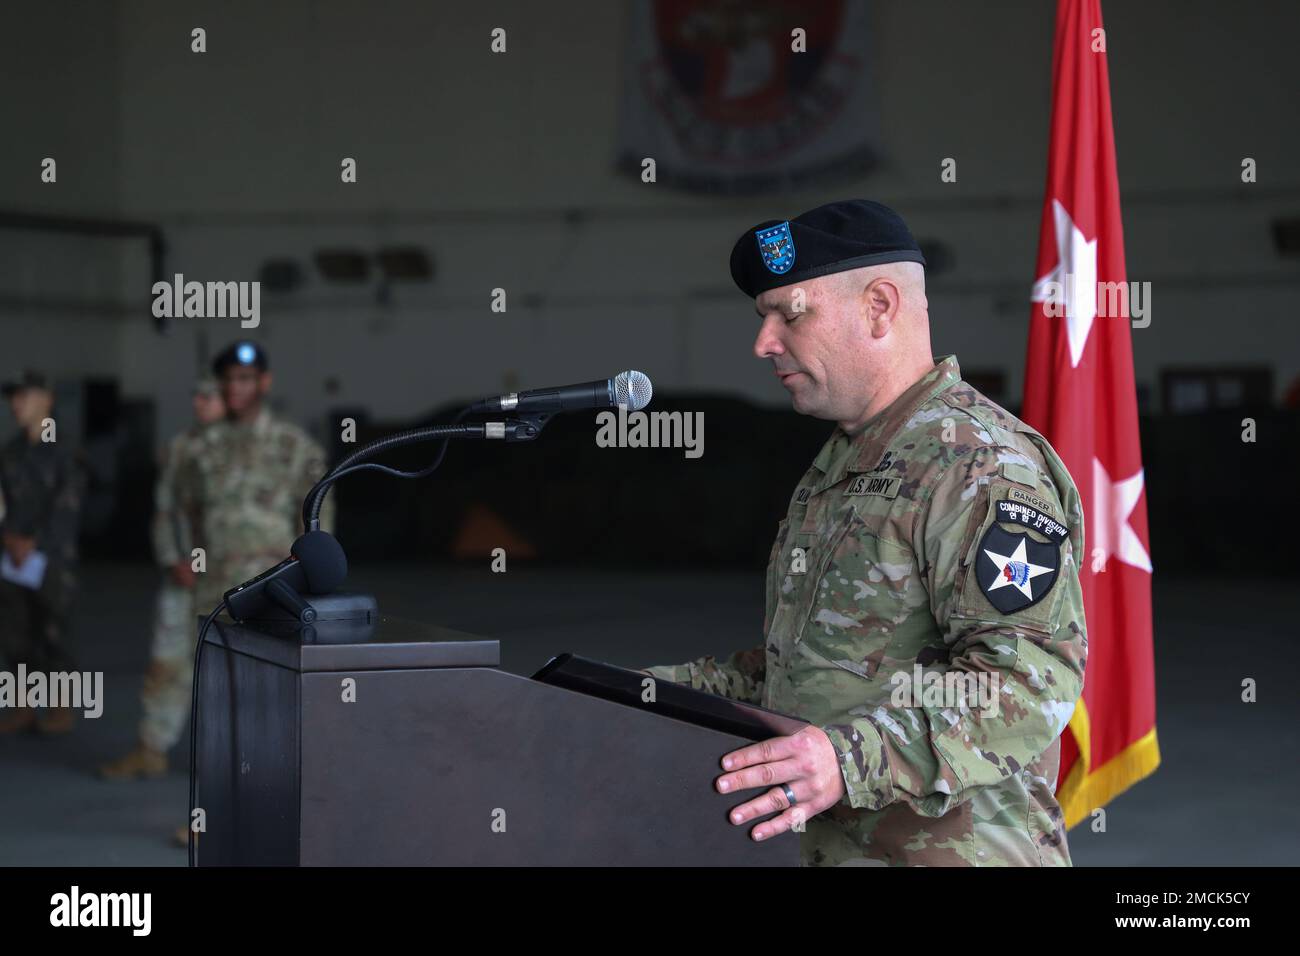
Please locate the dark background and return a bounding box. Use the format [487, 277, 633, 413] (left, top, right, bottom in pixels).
[0, 0, 1296, 866]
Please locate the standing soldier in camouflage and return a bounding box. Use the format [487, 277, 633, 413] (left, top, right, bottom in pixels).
[644, 201, 1087, 866]
[0, 370, 85, 735]
[98, 378, 225, 779]
[99, 343, 332, 804]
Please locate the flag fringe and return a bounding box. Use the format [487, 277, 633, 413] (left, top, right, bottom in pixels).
[1059, 696, 1161, 829]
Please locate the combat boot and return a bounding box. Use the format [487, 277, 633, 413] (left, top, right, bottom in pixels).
[0, 708, 37, 734]
[98, 743, 168, 780]
[37, 706, 76, 735]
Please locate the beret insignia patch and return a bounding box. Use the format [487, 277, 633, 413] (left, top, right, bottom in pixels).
[755, 221, 796, 275]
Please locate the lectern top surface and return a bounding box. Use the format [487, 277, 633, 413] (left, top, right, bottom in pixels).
[207, 614, 501, 672]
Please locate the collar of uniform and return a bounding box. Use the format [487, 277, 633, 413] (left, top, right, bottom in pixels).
[810, 427, 854, 475]
[810, 355, 962, 493]
[847, 354, 962, 473]
[229, 407, 272, 434]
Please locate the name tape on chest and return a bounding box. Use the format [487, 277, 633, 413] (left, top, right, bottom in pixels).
[844, 475, 901, 499]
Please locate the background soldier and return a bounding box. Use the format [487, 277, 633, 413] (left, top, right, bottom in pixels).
[103, 341, 332, 844]
[99, 378, 225, 779]
[178, 341, 335, 623]
[0, 370, 85, 735]
[645, 201, 1087, 867]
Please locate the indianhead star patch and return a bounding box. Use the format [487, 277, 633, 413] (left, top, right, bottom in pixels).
[975, 523, 1061, 615]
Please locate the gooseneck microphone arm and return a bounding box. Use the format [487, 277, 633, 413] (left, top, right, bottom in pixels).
[301, 408, 554, 532]
[301, 371, 652, 530]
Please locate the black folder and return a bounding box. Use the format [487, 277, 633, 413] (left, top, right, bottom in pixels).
[532, 653, 807, 742]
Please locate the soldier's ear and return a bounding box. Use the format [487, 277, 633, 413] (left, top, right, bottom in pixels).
[864, 277, 902, 336]
[259, 371, 273, 393]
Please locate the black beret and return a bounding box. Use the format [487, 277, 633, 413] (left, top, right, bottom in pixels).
[212, 340, 269, 375]
[1, 368, 50, 397]
[729, 199, 926, 299]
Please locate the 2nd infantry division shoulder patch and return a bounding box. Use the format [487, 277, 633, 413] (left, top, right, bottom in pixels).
[974, 498, 1069, 614]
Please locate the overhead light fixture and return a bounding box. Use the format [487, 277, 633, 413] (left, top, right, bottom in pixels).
[314, 249, 370, 282]
[258, 259, 304, 293]
[377, 246, 434, 280]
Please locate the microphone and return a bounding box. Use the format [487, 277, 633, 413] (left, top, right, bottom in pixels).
[223, 530, 348, 622]
[468, 370, 653, 415]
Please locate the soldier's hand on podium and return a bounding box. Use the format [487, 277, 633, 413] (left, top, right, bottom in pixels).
[713, 725, 846, 841]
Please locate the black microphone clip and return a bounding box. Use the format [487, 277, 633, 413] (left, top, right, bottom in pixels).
[223, 530, 348, 623]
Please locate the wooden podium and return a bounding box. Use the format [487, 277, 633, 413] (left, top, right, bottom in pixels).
[194, 610, 799, 866]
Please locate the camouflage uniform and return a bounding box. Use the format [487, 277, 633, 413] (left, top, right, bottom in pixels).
[137, 423, 210, 752]
[140, 408, 331, 750]
[0, 431, 84, 674]
[177, 409, 333, 616]
[647, 356, 1087, 866]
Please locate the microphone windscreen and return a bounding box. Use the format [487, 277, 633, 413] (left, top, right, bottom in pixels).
[291, 530, 348, 593]
[614, 370, 652, 411]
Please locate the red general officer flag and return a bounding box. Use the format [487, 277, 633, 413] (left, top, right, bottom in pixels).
[1023, 0, 1159, 828]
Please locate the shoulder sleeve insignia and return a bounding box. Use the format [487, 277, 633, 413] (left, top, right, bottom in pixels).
[1005, 485, 1063, 521]
[991, 499, 1069, 542]
[974, 498, 1068, 614]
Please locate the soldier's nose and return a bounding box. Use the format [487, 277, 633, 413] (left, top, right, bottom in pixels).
[753, 322, 784, 360]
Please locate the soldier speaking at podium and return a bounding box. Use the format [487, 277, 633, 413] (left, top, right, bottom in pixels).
[645, 200, 1087, 867]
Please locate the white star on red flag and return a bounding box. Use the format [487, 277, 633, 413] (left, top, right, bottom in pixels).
[1031, 199, 1098, 369]
[1091, 458, 1153, 574]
